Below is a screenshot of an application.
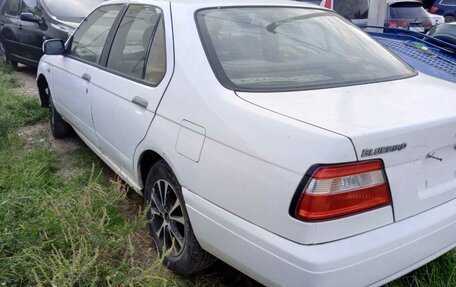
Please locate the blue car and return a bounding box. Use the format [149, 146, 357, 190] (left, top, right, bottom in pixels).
[429, 0, 456, 22]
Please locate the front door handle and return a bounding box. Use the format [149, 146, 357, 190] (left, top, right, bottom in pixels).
[82, 73, 91, 82]
[132, 97, 148, 109]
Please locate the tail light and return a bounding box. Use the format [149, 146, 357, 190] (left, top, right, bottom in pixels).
[324, 0, 332, 9]
[424, 20, 433, 28]
[293, 160, 391, 221]
[388, 21, 409, 29]
[429, 6, 439, 13]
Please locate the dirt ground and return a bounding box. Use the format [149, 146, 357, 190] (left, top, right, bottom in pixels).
[14, 64, 262, 287]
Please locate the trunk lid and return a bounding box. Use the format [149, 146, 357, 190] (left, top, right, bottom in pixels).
[237, 74, 456, 221]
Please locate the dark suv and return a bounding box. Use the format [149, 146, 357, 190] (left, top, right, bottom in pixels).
[0, 0, 104, 68]
[429, 0, 456, 22]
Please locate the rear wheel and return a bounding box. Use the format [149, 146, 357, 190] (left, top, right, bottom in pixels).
[0, 42, 18, 70]
[49, 92, 70, 139]
[144, 160, 216, 275]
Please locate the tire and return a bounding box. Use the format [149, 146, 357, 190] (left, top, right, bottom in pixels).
[0, 41, 18, 70]
[144, 160, 216, 275]
[444, 15, 456, 23]
[49, 92, 70, 139]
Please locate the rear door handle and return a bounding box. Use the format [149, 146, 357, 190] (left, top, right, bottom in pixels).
[82, 73, 91, 82]
[132, 97, 148, 109]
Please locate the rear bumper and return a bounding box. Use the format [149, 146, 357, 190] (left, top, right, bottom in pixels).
[184, 188, 456, 287]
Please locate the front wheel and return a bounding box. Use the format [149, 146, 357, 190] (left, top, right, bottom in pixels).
[0, 42, 18, 70]
[49, 92, 70, 139]
[144, 160, 216, 275]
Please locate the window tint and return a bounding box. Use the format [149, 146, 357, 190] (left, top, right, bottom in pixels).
[333, 0, 369, 19]
[107, 5, 163, 81]
[6, 0, 21, 15]
[22, 0, 38, 14]
[70, 5, 122, 64]
[196, 7, 416, 92]
[145, 18, 166, 84]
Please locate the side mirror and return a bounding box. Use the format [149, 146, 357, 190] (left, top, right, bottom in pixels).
[43, 39, 65, 55]
[20, 12, 40, 23]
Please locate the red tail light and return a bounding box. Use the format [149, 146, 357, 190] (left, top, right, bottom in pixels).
[388, 21, 398, 28]
[424, 20, 433, 28]
[324, 0, 332, 9]
[429, 6, 439, 13]
[388, 21, 409, 29]
[294, 160, 391, 221]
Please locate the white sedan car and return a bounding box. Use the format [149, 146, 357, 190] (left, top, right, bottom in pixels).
[36, 0, 456, 286]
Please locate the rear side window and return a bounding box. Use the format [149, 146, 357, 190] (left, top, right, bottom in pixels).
[333, 0, 369, 19]
[107, 5, 164, 82]
[70, 5, 123, 63]
[6, 0, 21, 16]
[196, 7, 416, 92]
[145, 18, 166, 84]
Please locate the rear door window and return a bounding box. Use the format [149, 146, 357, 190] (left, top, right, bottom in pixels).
[333, 0, 369, 19]
[70, 5, 123, 64]
[107, 4, 166, 84]
[6, 0, 21, 16]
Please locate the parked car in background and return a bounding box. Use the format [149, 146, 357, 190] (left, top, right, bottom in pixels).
[387, 0, 435, 32]
[426, 9, 446, 25]
[427, 22, 456, 48]
[429, 0, 456, 22]
[37, 1, 456, 287]
[320, 0, 442, 31]
[320, 0, 370, 24]
[0, 0, 104, 68]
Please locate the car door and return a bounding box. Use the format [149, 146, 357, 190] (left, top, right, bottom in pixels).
[0, 0, 24, 60]
[19, 0, 43, 64]
[51, 4, 124, 145]
[90, 3, 172, 178]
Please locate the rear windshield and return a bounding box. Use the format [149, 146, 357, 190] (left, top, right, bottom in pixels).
[43, 0, 105, 22]
[196, 7, 416, 92]
[295, 0, 322, 5]
[334, 0, 369, 19]
[389, 3, 428, 18]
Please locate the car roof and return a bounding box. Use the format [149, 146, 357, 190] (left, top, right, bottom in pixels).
[103, 0, 323, 9]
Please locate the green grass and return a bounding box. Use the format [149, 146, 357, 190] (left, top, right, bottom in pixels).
[0, 65, 187, 286]
[0, 63, 454, 287]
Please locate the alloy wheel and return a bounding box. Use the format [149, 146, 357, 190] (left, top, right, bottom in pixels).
[149, 179, 186, 256]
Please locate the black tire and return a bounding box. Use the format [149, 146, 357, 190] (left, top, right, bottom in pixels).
[144, 160, 216, 275]
[444, 15, 456, 23]
[0, 41, 18, 70]
[49, 92, 70, 139]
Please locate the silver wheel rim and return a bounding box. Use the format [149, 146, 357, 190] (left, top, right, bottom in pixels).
[150, 179, 185, 256]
